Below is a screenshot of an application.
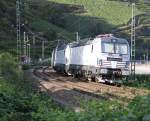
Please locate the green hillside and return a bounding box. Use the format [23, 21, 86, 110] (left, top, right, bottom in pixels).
[0, 0, 149, 59]
[50, 0, 140, 25]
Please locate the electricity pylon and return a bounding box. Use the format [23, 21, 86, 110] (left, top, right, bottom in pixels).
[130, 3, 136, 80]
[16, 0, 21, 62]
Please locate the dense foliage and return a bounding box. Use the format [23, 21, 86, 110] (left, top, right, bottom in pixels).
[0, 53, 23, 82]
[0, 53, 150, 121]
[124, 75, 150, 89]
[0, 79, 150, 121]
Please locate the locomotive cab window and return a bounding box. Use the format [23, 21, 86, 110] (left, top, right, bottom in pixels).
[102, 42, 114, 53]
[115, 43, 128, 55]
[102, 40, 128, 55]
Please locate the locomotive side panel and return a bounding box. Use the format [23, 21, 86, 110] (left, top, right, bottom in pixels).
[51, 49, 55, 67]
[55, 50, 65, 64]
[53, 48, 66, 73]
[91, 38, 102, 68]
[68, 39, 102, 76]
[53, 45, 72, 73]
[70, 46, 84, 65]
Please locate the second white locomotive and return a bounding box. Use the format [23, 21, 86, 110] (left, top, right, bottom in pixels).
[51, 34, 130, 83]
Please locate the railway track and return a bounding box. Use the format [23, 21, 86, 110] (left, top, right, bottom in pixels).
[32, 66, 150, 110]
[33, 67, 108, 111]
[42, 67, 149, 99]
[34, 67, 107, 99]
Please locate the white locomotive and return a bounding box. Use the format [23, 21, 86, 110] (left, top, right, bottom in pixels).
[51, 34, 130, 83]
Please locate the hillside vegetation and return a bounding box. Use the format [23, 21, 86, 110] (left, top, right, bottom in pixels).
[50, 0, 139, 25]
[0, 0, 149, 59]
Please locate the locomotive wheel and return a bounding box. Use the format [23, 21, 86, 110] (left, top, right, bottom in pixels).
[91, 76, 96, 82]
[73, 73, 79, 78]
[65, 71, 72, 76]
[87, 77, 92, 82]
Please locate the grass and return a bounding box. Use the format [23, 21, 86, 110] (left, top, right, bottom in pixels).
[124, 75, 150, 90]
[30, 19, 75, 40]
[49, 0, 141, 26]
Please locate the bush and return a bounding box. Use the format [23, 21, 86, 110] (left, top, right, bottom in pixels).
[0, 53, 23, 82]
[124, 75, 150, 89]
[127, 95, 150, 121]
[22, 64, 31, 70]
[79, 95, 150, 121]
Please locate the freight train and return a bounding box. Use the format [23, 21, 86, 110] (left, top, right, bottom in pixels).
[51, 34, 130, 83]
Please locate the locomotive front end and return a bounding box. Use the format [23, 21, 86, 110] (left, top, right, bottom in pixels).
[98, 35, 130, 81]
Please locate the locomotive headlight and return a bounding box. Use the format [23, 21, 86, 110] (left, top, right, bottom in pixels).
[100, 69, 107, 74]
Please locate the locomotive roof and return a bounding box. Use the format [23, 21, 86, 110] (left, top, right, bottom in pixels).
[56, 35, 128, 50]
[56, 44, 67, 51]
[96, 34, 128, 43]
[101, 36, 128, 44]
[69, 35, 128, 48]
[69, 38, 93, 48]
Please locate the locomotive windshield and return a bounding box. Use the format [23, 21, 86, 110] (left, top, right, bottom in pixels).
[115, 43, 128, 54]
[102, 43, 114, 53]
[102, 40, 128, 54]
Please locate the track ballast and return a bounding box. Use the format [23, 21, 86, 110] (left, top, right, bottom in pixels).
[32, 66, 150, 111]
